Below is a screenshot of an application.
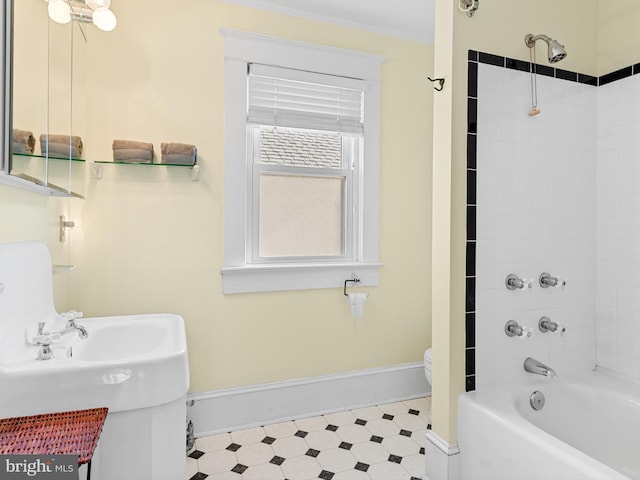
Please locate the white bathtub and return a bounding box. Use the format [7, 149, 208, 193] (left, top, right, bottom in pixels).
[457, 369, 640, 480]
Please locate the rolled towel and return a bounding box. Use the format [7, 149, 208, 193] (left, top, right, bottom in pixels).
[161, 142, 197, 165]
[42, 141, 82, 158]
[113, 148, 154, 163]
[113, 139, 153, 151]
[39, 134, 83, 158]
[112, 139, 154, 163]
[12, 129, 35, 154]
[161, 142, 197, 156]
[112, 140, 153, 163]
[42, 133, 83, 148]
[40, 142, 82, 158]
[161, 153, 197, 165]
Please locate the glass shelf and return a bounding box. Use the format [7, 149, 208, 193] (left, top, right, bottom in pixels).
[94, 160, 196, 167]
[0, 172, 84, 199]
[13, 152, 85, 162]
[8, 153, 85, 198]
[91, 160, 200, 181]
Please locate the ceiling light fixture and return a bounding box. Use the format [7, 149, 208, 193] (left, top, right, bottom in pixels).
[46, 0, 117, 32]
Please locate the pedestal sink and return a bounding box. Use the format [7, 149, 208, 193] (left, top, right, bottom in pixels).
[0, 241, 190, 480]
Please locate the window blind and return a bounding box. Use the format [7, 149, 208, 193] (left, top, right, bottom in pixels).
[248, 64, 366, 134]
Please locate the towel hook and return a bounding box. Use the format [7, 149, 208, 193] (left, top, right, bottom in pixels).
[344, 276, 361, 296]
[427, 77, 445, 92]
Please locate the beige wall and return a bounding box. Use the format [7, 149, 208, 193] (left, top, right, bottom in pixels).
[52, 1, 435, 393]
[597, 0, 640, 75]
[432, 0, 599, 443]
[0, 187, 74, 312]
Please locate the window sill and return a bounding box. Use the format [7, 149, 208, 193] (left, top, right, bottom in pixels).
[221, 262, 382, 294]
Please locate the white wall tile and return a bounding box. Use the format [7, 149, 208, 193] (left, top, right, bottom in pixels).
[477, 113, 498, 140]
[478, 64, 500, 92]
[596, 71, 640, 381]
[475, 66, 597, 388]
[598, 82, 619, 108]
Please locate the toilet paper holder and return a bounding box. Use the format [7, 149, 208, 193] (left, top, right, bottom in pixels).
[344, 276, 361, 296]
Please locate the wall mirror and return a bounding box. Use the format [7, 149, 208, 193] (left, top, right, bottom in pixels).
[2, 0, 87, 198]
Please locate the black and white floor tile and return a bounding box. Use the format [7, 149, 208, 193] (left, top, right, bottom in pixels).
[187, 397, 431, 480]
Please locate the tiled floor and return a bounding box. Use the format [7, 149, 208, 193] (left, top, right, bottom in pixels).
[187, 397, 431, 480]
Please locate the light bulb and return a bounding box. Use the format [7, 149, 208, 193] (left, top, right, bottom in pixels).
[92, 7, 117, 31]
[48, 0, 71, 24]
[86, 0, 111, 9]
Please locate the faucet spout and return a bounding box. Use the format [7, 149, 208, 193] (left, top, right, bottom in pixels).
[524, 357, 557, 379]
[56, 325, 88, 339]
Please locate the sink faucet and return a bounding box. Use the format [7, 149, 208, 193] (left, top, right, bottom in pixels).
[524, 357, 557, 379]
[32, 312, 88, 360]
[51, 323, 89, 340]
[55, 310, 88, 339]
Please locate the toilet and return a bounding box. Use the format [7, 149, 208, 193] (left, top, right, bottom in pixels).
[424, 348, 432, 386]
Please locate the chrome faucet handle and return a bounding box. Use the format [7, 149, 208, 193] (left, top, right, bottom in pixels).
[539, 272, 566, 288]
[539, 316, 567, 334]
[32, 332, 60, 345]
[505, 320, 531, 338]
[33, 334, 51, 346]
[538, 316, 557, 332]
[37, 322, 46, 336]
[60, 310, 83, 320]
[60, 310, 84, 327]
[505, 274, 532, 291]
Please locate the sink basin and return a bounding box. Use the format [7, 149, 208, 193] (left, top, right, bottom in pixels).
[74, 316, 173, 362]
[0, 313, 189, 418]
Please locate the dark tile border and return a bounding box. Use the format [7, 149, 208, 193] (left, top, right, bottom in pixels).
[464, 50, 640, 392]
[470, 49, 640, 88]
[599, 65, 633, 86]
[465, 54, 478, 392]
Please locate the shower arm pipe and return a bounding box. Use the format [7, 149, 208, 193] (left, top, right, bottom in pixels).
[525, 34, 552, 47]
[525, 34, 553, 48]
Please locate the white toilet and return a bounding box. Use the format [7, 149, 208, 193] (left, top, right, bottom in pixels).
[424, 348, 432, 387]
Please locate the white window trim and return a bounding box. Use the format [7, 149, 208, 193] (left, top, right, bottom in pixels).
[220, 29, 383, 294]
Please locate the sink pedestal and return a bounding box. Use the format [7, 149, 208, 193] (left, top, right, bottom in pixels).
[92, 396, 187, 480]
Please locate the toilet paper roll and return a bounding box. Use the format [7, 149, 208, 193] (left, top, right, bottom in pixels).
[346, 292, 368, 318]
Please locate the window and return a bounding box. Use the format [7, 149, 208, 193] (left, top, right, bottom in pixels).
[253, 126, 354, 259]
[221, 29, 383, 294]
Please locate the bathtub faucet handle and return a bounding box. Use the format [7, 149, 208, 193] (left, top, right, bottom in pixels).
[539, 272, 566, 288]
[505, 320, 531, 338]
[505, 274, 532, 291]
[539, 317, 567, 335]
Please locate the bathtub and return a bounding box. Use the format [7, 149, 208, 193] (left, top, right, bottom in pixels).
[457, 369, 640, 480]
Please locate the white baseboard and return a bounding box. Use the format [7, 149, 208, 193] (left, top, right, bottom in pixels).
[424, 431, 460, 480]
[187, 362, 430, 437]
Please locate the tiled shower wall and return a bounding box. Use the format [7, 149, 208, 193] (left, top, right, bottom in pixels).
[472, 56, 598, 390]
[596, 73, 640, 379]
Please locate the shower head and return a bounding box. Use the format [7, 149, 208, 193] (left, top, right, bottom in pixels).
[525, 34, 567, 63]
